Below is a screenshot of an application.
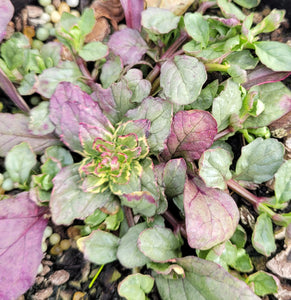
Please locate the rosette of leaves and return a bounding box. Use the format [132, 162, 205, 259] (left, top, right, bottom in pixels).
[49, 82, 160, 224]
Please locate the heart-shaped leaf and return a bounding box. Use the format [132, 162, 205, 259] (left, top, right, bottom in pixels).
[199, 148, 233, 190]
[138, 226, 182, 262]
[0, 192, 48, 300]
[184, 176, 239, 250]
[117, 222, 150, 268]
[160, 55, 207, 105]
[77, 230, 120, 264]
[234, 137, 284, 183]
[162, 110, 217, 162]
[118, 273, 154, 300]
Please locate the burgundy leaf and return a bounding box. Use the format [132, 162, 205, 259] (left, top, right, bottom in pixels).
[243, 65, 291, 90]
[161, 110, 217, 162]
[120, 0, 144, 31]
[0, 0, 14, 43]
[0, 113, 60, 157]
[184, 176, 239, 250]
[0, 192, 48, 299]
[108, 28, 148, 65]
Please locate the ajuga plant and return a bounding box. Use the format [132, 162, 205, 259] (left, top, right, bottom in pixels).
[0, 0, 291, 299]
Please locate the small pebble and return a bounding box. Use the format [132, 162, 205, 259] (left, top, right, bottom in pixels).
[50, 233, 61, 245]
[49, 270, 70, 286]
[31, 39, 44, 50]
[67, 226, 81, 239]
[38, 0, 52, 7]
[40, 12, 51, 23]
[73, 291, 87, 300]
[70, 9, 80, 17]
[33, 287, 54, 300]
[36, 26, 50, 41]
[66, 0, 79, 8]
[40, 264, 51, 276]
[35, 275, 44, 285]
[45, 4, 56, 15]
[51, 10, 61, 23]
[50, 243, 63, 255]
[27, 5, 44, 18]
[58, 2, 71, 14]
[60, 239, 71, 250]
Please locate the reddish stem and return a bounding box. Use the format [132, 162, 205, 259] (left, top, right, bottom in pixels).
[124, 206, 135, 228]
[163, 210, 187, 239]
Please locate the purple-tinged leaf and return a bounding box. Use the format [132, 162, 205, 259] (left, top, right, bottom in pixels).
[50, 164, 114, 225]
[184, 176, 239, 250]
[50, 82, 114, 152]
[91, 83, 119, 125]
[120, 0, 144, 31]
[0, 113, 60, 157]
[108, 28, 148, 65]
[155, 256, 260, 299]
[0, 67, 30, 112]
[0, 192, 48, 300]
[209, 16, 241, 27]
[161, 110, 217, 162]
[0, 0, 14, 43]
[243, 65, 291, 90]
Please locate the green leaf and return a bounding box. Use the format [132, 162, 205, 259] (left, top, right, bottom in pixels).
[77, 230, 120, 264]
[78, 8, 95, 36]
[126, 97, 172, 152]
[163, 158, 187, 198]
[230, 224, 247, 248]
[138, 227, 182, 262]
[100, 55, 123, 88]
[186, 80, 219, 111]
[217, 0, 246, 20]
[160, 55, 207, 105]
[212, 79, 243, 131]
[37, 61, 85, 98]
[251, 9, 285, 36]
[252, 213, 276, 256]
[124, 69, 151, 104]
[141, 7, 180, 34]
[79, 41, 108, 61]
[118, 274, 154, 300]
[246, 271, 278, 296]
[254, 41, 291, 71]
[155, 256, 260, 300]
[43, 146, 73, 167]
[29, 101, 55, 135]
[117, 223, 150, 268]
[40, 41, 62, 68]
[231, 248, 253, 272]
[5, 142, 36, 185]
[234, 138, 284, 183]
[184, 13, 209, 48]
[85, 209, 107, 227]
[50, 164, 114, 225]
[199, 148, 232, 190]
[274, 160, 291, 203]
[111, 80, 134, 123]
[225, 50, 258, 70]
[243, 82, 291, 128]
[0, 33, 29, 70]
[233, 0, 260, 8]
[17, 72, 37, 95]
